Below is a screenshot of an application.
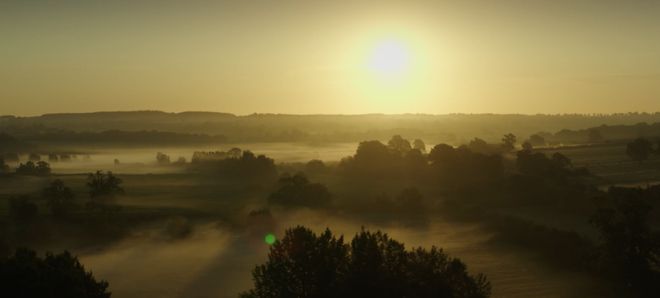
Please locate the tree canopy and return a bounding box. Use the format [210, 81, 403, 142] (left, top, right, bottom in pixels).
[0, 248, 111, 298]
[241, 226, 490, 298]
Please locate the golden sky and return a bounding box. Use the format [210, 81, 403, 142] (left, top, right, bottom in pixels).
[1, 0, 659, 115]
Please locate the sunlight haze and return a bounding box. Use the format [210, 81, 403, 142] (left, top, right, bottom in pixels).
[1, 0, 659, 115]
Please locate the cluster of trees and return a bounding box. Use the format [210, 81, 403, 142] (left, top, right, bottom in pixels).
[338, 135, 509, 192]
[1, 152, 79, 164]
[155, 152, 186, 165]
[0, 248, 111, 298]
[241, 226, 490, 298]
[1, 158, 55, 176]
[545, 122, 660, 145]
[191, 148, 277, 183]
[86, 171, 125, 210]
[465, 137, 513, 154]
[15, 161, 51, 176]
[339, 136, 429, 179]
[191, 148, 243, 163]
[428, 144, 504, 189]
[7, 171, 124, 223]
[516, 147, 588, 180]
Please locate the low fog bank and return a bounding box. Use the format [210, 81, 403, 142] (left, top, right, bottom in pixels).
[79, 209, 599, 298]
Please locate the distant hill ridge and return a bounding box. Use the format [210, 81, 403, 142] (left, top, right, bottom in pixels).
[4, 111, 660, 144]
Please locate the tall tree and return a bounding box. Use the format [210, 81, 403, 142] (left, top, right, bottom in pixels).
[501, 133, 517, 152]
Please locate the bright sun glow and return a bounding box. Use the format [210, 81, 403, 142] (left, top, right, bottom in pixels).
[368, 40, 410, 76]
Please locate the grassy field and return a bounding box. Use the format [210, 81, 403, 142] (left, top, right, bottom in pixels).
[539, 143, 660, 186]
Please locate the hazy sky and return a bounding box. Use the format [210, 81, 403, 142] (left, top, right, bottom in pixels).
[1, 0, 659, 116]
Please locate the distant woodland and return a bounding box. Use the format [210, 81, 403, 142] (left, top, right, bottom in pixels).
[3, 111, 660, 146]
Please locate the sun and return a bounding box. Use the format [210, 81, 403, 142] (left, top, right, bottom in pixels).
[368, 39, 410, 77]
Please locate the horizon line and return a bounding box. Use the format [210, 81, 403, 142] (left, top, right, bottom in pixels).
[4, 109, 660, 118]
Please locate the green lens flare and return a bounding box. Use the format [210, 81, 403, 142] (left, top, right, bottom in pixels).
[265, 233, 276, 245]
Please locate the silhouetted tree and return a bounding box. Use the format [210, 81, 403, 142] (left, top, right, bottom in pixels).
[403, 148, 428, 177]
[43, 179, 75, 217]
[501, 133, 517, 152]
[174, 156, 187, 165]
[0, 248, 110, 298]
[86, 171, 124, 208]
[590, 187, 660, 297]
[241, 226, 490, 298]
[467, 138, 490, 154]
[428, 144, 503, 189]
[388, 135, 412, 154]
[227, 147, 243, 159]
[339, 140, 396, 177]
[521, 141, 533, 152]
[268, 173, 331, 208]
[35, 161, 50, 175]
[156, 152, 171, 164]
[305, 159, 327, 174]
[626, 138, 654, 163]
[413, 139, 426, 152]
[428, 144, 455, 166]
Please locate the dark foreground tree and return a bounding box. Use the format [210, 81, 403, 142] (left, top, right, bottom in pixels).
[590, 187, 660, 298]
[241, 226, 490, 298]
[0, 248, 111, 298]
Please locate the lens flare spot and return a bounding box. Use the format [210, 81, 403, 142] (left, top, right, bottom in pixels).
[264, 233, 276, 245]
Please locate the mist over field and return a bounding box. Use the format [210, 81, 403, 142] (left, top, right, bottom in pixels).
[2, 114, 660, 297]
[2, 1, 660, 297]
